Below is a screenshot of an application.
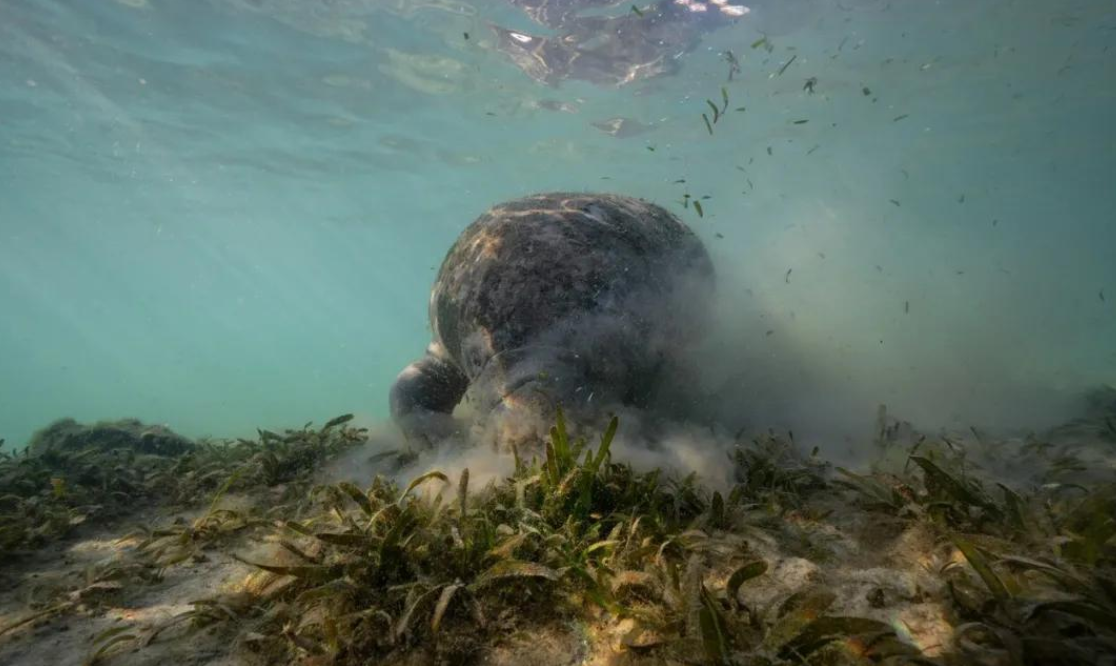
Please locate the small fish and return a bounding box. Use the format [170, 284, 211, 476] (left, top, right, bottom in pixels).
[646, 145, 656, 152]
[747, 178, 754, 190]
[807, 144, 820, 154]
[751, 36, 769, 50]
[765, 329, 774, 336]
[900, 169, 909, 179]
[892, 114, 909, 122]
[992, 218, 999, 227]
[721, 86, 729, 114]
[777, 54, 798, 76]
[766, 146, 773, 156]
[904, 300, 909, 314]
[958, 193, 966, 203]
[485, 111, 496, 116]
[862, 86, 871, 96]
[792, 119, 809, 125]
[715, 232, 724, 239]
[785, 268, 792, 283]
[707, 99, 720, 123]
[803, 77, 817, 94]
[463, 32, 470, 40]
[889, 199, 901, 207]
[630, 4, 643, 16]
[811, 445, 819, 457]
[818, 252, 826, 259]
[673, 179, 686, 183]
[1101, 289, 1107, 302]
[702, 113, 713, 135]
[875, 265, 883, 272]
[693, 200, 704, 217]
[701, 195, 712, 200]
[735, 106, 746, 112]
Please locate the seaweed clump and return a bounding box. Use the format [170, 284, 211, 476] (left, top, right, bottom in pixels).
[0, 415, 366, 559]
[7, 408, 1115, 666]
[118, 412, 932, 666]
[836, 420, 1116, 665]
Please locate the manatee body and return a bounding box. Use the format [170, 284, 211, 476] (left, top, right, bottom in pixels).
[27, 418, 195, 458]
[390, 192, 715, 447]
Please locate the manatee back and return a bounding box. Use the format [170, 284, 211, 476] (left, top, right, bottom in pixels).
[430, 192, 714, 381]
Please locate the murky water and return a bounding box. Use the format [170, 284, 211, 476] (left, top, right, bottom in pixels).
[1, 0, 1113, 451]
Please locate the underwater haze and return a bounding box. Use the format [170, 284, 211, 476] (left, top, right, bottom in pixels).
[1, 0, 1114, 453]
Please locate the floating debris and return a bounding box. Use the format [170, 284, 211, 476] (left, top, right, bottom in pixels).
[776, 54, 798, 76]
[693, 200, 704, 217]
[707, 99, 721, 123]
[807, 144, 820, 155]
[785, 268, 792, 283]
[702, 113, 713, 135]
[751, 35, 773, 52]
[723, 49, 741, 81]
[630, 4, 643, 16]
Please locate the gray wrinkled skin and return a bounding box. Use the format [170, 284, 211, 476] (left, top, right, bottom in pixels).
[390, 192, 714, 449]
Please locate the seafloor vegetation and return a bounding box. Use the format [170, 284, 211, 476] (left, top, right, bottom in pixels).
[1, 401, 1114, 666]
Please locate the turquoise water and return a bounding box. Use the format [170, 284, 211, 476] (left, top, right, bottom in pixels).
[1, 0, 1113, 451]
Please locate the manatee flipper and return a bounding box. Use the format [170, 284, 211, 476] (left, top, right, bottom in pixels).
[389, 343, 469, 447]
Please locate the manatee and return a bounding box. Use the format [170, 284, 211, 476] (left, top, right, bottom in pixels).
[390, 192, 715, 448]
[27, 418, 195, 458]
